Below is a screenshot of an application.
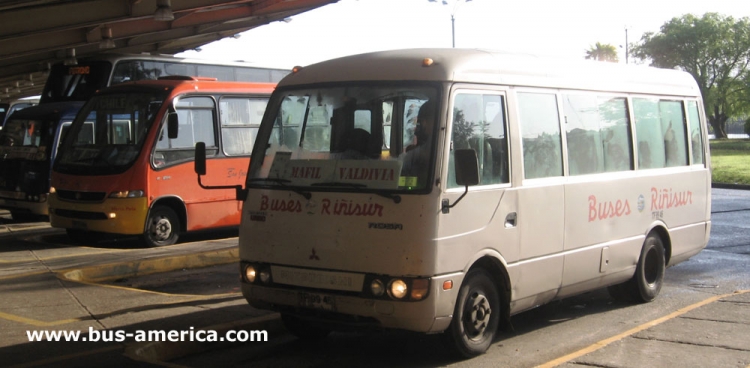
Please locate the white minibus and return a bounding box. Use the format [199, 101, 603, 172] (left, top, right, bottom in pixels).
[199, 49, 711, 357]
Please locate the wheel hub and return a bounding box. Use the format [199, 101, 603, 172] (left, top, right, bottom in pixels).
[465, 291, 492, 340]
[151, 217, 172, 241]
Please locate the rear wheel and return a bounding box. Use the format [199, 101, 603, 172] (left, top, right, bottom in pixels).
[142, 206, 180, 247]
[443, 269, 500, 358]
[608, 233, 666, 303]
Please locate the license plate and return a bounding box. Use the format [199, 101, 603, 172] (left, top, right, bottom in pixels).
[71, 220, 88, 229]
[299, 292, 336, 311]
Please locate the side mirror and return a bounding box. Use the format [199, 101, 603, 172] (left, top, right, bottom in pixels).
[442, 149, 479, 214]
[454, 149, 480, 186]
[195, 142, 206, 175]
[167, 112, 179, 139]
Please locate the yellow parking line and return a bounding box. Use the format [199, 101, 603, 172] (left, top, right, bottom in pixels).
[0, 270, 49, 281]
[537, 290, 750, 368]
[0, 310, 87, 327]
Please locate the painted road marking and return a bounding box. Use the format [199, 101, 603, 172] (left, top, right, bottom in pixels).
[0, 292, 240, 327]
[538, 290, 750, 368]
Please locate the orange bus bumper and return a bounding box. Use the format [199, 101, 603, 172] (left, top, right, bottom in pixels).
[48, 194, 148, 235]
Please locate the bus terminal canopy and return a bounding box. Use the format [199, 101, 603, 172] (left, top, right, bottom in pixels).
[0, 0, 338, 103]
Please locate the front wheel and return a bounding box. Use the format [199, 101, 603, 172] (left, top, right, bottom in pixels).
[142, 206, 180, 247]
[443, 269, 500, 358]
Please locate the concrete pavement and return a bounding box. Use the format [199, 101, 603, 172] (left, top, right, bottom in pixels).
[0, 217, 748, 367]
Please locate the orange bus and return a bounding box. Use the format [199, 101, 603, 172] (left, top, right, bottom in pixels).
[48, 76, 274, 246]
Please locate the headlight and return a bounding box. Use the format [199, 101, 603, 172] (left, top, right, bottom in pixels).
[370, 279, 385, 297]
[109, 190, 145, 198]
[243, 265, 256, 283]
[388, 279, 408, 299]
[259, 269, 271, 283]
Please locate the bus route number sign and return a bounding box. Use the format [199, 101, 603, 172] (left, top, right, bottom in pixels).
[68, 66, 90, 75]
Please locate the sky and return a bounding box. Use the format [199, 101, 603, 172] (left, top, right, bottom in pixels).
[176, 0, 750, 69]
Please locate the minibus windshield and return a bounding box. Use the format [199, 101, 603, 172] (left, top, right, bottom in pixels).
[0, 117, 56, 161]
[55, 90, 166, 174]
[249, 85, 439, 192]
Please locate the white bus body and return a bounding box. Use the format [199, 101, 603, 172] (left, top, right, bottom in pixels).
[236, 49, 710, 357]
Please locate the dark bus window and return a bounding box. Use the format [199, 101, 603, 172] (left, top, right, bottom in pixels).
[111, 61, 197, 84]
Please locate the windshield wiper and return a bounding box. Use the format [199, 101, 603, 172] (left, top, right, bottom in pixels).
[373, 191, 401, 204]
[248, 178, 312, 200]
[311, 182, 401, 204]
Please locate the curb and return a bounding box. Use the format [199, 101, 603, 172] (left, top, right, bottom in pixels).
[60, 247, 239, 283]
[124, 313, 285, 363]
[712, 183, 750, 190]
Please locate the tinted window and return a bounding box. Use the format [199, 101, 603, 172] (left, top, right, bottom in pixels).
[634, 98, 688, 169]
[449, 93, 508, 188]
[686, 101, 705, 165]
[563, 95, 631, 175]
[518, 92, 563, 179]
[220, 97, 269, 156]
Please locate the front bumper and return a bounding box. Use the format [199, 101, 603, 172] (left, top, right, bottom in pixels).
[48, 194, 148, 235]
[0, 195, 48, 216]
[241, 272, 462, 333]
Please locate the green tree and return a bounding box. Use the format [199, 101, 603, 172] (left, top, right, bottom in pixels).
[631, 13, 750, 139]
[585, 42, 619, 62]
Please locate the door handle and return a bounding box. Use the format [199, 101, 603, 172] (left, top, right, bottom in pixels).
[505, 212, 517, 228]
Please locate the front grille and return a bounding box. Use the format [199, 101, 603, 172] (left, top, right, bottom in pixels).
[54, 209, 107, 220]
[56, 190, 106, 202]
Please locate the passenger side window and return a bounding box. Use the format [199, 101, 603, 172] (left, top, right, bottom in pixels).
[220, 97, 268, 156]
[563, 95, 632, 175]
[449, 93, 509, 188]
[154, 96, 216, 167]
[633, 98, 688, 169]
[518, 92, 563, 179]
[686, 101, 705, 165]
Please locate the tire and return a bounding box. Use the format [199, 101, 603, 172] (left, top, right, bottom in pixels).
[443, 269, 500, 358]
[280, 313, 331, 340]
[142, 206, 180, 247]
[608, 233, 666, 303]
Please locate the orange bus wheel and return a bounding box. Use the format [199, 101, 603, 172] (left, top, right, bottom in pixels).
[143, 206, 180, 247]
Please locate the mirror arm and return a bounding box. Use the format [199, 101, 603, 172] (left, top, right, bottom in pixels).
[197, 175, 247, 201]
[441, 185, 469, 214]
